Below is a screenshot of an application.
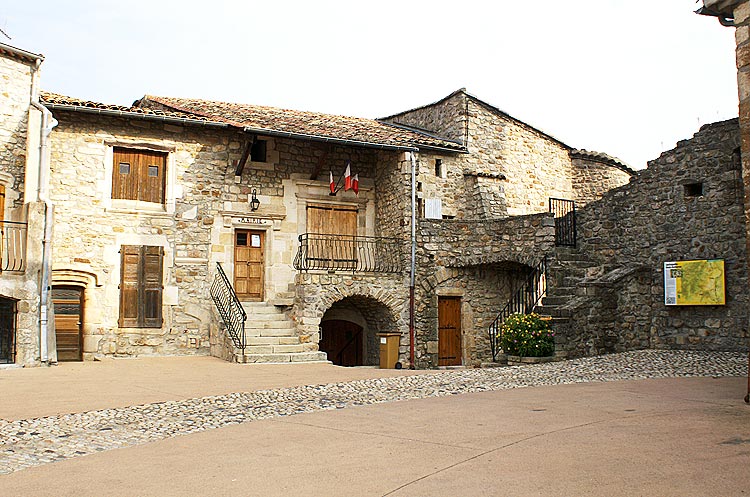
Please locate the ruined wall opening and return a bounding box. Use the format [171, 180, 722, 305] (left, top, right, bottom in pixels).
[320, 295, 399, 367]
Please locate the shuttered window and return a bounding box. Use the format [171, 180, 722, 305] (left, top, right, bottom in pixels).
[113, 148, 167, 203]
[306, 204, 358, 268]
[119, 245, 163, 328]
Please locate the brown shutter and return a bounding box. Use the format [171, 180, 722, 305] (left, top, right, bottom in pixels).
[119, 245, 164, 328]
[0, 184, 5, 222]
[142, 246, 163, 327]
[113, 148, 137, 201]
[119, 245, 141, 327]
[139, 150, 167, 203]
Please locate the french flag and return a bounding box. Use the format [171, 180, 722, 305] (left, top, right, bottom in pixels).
[344, 162, 352, 191]
[352, 174, 359, 195]
[330, 171, 335, 194]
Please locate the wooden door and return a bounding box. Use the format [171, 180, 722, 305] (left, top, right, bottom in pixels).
[306, 204, 358, 268]
[320, 320, 363, 366]
[53, 287, 83, 362]
[234, 230, 264, 301]
[438, 297, 461, 366]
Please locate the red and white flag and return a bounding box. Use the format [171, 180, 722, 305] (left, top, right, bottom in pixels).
[344, 162, 352, 191]
[329, 171, 335, 194]
[352, 174, 359, 195]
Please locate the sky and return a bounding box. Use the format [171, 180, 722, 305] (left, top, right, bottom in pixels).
[1, 0, 740, 169]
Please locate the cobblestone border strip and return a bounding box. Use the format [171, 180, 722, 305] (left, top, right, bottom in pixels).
[1, 350, 746, 474]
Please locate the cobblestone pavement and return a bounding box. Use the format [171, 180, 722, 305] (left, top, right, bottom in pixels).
[0, 350, 746, 475]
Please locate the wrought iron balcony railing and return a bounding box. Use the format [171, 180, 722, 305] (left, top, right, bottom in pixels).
[294, 233, 402, 273]
[1, 221, 27, 273]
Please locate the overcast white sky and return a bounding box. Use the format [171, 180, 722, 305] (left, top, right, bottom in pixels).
[1, 0, 739, 168]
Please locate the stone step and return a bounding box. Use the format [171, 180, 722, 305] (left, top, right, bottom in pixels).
[244, 312, 287, 322]
[245, 343, 315, 355]
[237, 351, 329, 364]
[541, 296, 568, 306]
[244, 320, 295, 329]
[245, 327, 297, 338]
[245, 336, 302, 346]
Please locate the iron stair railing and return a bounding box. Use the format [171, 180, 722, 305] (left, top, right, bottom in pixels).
[210, 262, 246, 351]
[488, 256, 548, 362]
[549, 198, 576, 247]
[0, 221, 28, 272]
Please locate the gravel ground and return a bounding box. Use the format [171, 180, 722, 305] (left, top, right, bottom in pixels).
[0, 349, 746, 475]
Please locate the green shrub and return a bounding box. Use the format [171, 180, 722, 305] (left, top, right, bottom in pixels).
[498, 313, 555, 357]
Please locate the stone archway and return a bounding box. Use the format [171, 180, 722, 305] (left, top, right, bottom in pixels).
[320, 295, 400, 366]
[293, 274, 407, 366]
[51, 269, 101, 361]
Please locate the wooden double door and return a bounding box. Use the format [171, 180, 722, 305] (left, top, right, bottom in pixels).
[319, 320, 363, 367]
[234, 230, 265, 301]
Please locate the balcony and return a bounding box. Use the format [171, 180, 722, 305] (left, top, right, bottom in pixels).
[294, 233, 402, 273]
[1, 221, 27, 273]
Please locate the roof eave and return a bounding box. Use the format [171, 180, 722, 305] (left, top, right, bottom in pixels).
[0, 42, 44, 65]
[42, 102, 231, 129]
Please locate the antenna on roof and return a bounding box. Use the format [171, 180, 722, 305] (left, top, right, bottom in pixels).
[0, 26, 11, 40]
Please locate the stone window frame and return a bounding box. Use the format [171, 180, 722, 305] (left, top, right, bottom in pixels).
[103, 141, 177, 215]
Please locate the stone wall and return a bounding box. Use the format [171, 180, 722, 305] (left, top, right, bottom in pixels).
[552, 119, 748, 356]
[414, 213, 555, 367]
[570, 150, 634, 206]
[0, 52, 34, 214]
[386, 91, 632, 221]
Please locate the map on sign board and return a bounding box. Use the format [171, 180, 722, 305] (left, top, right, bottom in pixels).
[663, 260, 725, 306]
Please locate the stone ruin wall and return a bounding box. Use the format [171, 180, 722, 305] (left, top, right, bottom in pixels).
[556, 119, 748, 356]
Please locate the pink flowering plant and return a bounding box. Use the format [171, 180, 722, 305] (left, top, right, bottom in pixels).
[499, 313, 555, 357]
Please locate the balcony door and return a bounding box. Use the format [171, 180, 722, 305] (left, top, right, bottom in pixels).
[306, 204, 357, 269]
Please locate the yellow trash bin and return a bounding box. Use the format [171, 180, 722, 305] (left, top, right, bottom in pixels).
[378, 333, 401, 369]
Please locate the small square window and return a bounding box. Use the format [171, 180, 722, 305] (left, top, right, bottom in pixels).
[251, 140, 267, 162]
[236, 232, 248, 246]
[684, 183, 703, 197]
[119, 162, 131, 174]
[148, 165, 159, 177]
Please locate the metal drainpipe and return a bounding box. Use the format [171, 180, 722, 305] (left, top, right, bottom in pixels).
[29, 59, 58, 363]
[409, 151, 417, 369]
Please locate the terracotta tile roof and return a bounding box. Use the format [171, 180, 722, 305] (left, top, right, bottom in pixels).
[139, 95, 465, 152]
[570, 149, 634, 174]
[40, 91, 219, 123]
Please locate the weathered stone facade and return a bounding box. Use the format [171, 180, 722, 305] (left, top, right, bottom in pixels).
[549, 119, 748, 356]
[383, 90, 633, 221]
[414, 213, 555, 367]
[0, 44, 47, 367]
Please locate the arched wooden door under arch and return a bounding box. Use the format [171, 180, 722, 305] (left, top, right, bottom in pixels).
[320, 320, 363, 367]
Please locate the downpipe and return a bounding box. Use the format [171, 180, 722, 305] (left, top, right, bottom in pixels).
[409, 151, 417, 369]
[30, 61, 58, 363]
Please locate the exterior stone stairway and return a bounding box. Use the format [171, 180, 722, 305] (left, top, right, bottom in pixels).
[537, 246, 592, 319]
[234, 302, 328, 364]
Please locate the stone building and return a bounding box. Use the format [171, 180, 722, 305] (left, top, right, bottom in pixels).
[0, 42, 52, 367]
[0, 71, 631, 367]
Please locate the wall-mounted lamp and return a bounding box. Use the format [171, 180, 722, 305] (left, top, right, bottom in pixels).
[250, 189, 260, 211]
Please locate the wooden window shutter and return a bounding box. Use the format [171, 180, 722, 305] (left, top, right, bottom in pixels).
[112, 148, 167, 203]
[0, 184, 5, 222]
[142, 246, 164, 327]
[139, 150, 167, 204]
[119, 245, 164, 328]
[119, 245, 141, 327]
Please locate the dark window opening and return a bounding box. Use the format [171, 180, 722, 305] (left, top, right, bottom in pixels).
[684, 183, 703, 197]
[251, 140, 267, 162]
[236, 232, 248, 246]
[0, 298, 16, 364]
[435, 159, 443, 177]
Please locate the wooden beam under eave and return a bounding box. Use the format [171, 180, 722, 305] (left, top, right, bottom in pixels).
[309, 145, 331, 180]
[235, 137, 255, 176]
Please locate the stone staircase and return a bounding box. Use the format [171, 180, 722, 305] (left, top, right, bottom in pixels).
[234, 302, 328, 364]
[536, 246, 593, 319]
